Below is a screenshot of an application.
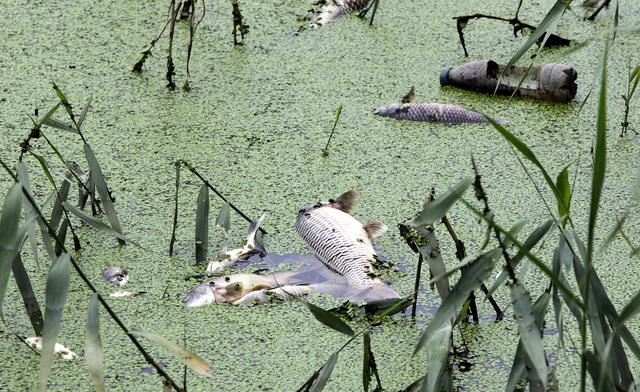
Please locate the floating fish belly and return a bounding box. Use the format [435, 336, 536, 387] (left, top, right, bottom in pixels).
[373, 103, 489, 124]
[295, 204, 378, 288]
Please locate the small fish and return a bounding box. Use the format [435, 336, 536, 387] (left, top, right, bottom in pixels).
[182, 271, 301, 308]
[206, 213, 267, 274]
[373, 102, 501, 124]
[110, 290, 146, 298]
[101, 267, 129, 287]
[25, 337, 78, 361]
[295, 191, 399, 300]
[309, 0, 370, 29]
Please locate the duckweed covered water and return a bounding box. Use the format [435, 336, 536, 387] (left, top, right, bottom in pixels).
[1, 0, 639, 390]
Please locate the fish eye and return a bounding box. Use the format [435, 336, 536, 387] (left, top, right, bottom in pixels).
[225, 276, 231, 282]
[328, 199, 335, 203]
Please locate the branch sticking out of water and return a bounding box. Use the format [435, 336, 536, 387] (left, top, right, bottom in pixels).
[133, 2, 176, 73]
[166, 0, 182, 90]
[231, 0, 249, 45]
[452, 6, 571, 57]
[586, 0, 612, 20]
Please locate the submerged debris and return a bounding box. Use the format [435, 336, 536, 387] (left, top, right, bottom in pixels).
[309, 0, 370, 28]
[441, 60, 578, 103]
[101, 267, 129, 287]
[25, 337, 78, 361]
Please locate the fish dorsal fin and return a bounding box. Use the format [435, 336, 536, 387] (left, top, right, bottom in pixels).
[333, 190, 359, 214]
[401, 86, 416, 103]
[364, 220, 388, 239]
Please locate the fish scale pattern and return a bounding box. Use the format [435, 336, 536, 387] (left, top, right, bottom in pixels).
[295, 205, 376, 288]
[310, 0, 370, 28]
[374, 103, 489, 124]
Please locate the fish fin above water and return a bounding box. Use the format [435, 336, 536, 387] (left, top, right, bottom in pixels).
[351, 283, 400, 302]
[401, 86, 416, 103]
[364, 220, 388, 238]
[332, 190, 359, 214]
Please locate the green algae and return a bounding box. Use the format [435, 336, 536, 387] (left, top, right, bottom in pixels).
[0, 0, 640, 390]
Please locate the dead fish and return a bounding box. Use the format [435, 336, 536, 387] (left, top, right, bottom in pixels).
[206, 213, 267, 274]
[110, 290, 145, 298]
[182, 271, 300, 308]
[232, 285, 313, 305]
[294, 191, 399, 300]
[373, 102, 502, 124]
[25, 337, 78, 361]
[309, 0, 369, 29]
[101, 267, 129, 287]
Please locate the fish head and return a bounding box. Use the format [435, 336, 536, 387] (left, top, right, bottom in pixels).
[101, 267, 129, 287]
[182, 280, 245, 308]
[373, 103, 401, 116]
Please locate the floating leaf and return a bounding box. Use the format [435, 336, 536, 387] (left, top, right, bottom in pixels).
[414, 249, 500, 355]
[84, 143, 125, 245]
[215, 203, 231, 233]
[86, 294, 105, 392]
[195, 183, 209, 264]
[410, 178, 472, 227]
[39, 253, 71, 392]
[511, 283, 547, 388]
[130, 330, 213, 378]
[305, 302, 354, 336]
[0, 184, 23, 323]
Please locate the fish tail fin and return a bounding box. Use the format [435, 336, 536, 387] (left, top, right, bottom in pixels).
[245, 213, 267, 256]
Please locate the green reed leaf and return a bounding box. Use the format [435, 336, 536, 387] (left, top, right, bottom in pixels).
[86, 293, 105, 392]
[305, 302, 354, 336]
[195, 183, 209, 264]
[0, 184, 23, 323]
[410, 178, 472, 227]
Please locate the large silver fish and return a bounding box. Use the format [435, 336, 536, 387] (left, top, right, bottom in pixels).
[309, 0, 369, 29]
[294, 191, 399, 300]
[373, 103, 496, 124]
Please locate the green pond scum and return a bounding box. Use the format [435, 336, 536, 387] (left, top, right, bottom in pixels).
[1, 0, 640, 390]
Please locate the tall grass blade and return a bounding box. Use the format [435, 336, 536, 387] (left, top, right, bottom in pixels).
[363, 331, 372, 392]
[62, 202, 136, 245]
[12, 254, 44, 335]
[130, 330, 214, 378]
[195, 183, 209, 264]
[502, 0, 571, 71]
[17, 163, 40, 266]
[43, 117, 78, 134]
[489, 220, 554, 295]
[216, 203, 231, 234]
[410, 178, 473, 227]
[309, 352, 339, 392]
[39, 252, 71, 392]
[511, 283, 548, 388]
[503, 219, 529, 248]
[305, 302, 354, 336]
[588, 41, 609, 263]
[556, 167, 571, 225]
[414, 249, 500, 355]
[55, 219, 69, 256]
[84, 143, 125, 245]
[86, 293, 105, 392]
[0, 184, 23, 323]
[50, 179, 70, 232]
[77, 96, 92, 128]
[422, 323, 452, 392]
[35, 103, 61, 128]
